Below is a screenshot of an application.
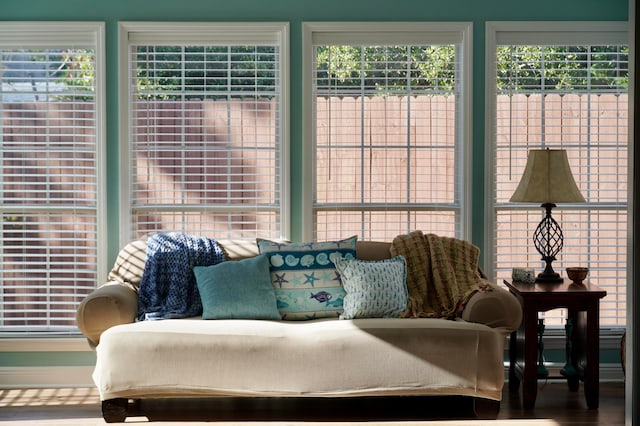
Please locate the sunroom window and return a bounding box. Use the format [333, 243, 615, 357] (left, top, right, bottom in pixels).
[304, 23, 471, 242]
[120, 23, 289, 242]
[0, 22, 105, 332]
[487, 22, 628, 327]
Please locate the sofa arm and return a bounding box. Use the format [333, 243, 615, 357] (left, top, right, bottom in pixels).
[461, 285, 522, 333]
[76, 283, 138, 348]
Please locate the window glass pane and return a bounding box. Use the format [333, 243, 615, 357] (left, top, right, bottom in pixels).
[128, 40, 282, 240]
[494, 44, 628, 326]
[313, 43, 461, 241]
[1, 43, 99, 331]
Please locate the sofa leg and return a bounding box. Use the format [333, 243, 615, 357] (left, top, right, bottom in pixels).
[471, 397, 500, 419]
[102, 398, 129, 423]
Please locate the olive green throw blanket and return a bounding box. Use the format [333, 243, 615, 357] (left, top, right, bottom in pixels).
[390, 230, 491, 319]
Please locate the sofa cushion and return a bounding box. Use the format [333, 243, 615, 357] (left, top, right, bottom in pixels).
[257, 236, 357, 320]
[93, 317, 506, 402]
[334, 256, 408, 319]
[194, 255, 280, 320]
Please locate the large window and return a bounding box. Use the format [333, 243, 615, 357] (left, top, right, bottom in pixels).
[486, 22, 628, 327]
[0, 23, 105, 332]
[120, 22, 289, 242]
[303, 23, 471, 242]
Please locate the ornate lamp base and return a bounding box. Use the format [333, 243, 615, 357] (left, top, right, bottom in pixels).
[534, 203, 564, 283]
[536, 266, 563, 283]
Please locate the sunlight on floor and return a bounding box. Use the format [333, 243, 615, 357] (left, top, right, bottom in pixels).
[0, 387, 99, 407]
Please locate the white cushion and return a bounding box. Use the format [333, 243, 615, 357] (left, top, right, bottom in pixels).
[93, 317, 505, 402]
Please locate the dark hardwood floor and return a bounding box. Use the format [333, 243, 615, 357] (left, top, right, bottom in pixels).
[0, 381, 625, 425]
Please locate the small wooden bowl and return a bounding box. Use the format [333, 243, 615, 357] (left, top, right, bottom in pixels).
[566, 267, 589, 283]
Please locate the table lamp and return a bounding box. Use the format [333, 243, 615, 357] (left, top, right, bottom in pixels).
[510, 148, 585, 283]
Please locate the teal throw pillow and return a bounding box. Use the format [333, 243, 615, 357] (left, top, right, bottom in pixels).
[333, 255, 408, 320]
[193, 254, 280, 320]
[257, 236, 357, 320]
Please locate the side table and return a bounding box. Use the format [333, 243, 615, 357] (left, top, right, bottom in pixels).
[504, 279, 606, 410]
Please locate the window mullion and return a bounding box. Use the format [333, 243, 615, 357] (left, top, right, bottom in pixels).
[406, 49, 412, 209]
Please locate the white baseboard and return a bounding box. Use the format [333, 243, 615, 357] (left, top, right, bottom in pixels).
[0, 366, 94, 388]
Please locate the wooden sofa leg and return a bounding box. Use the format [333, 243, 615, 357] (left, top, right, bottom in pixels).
[102, 398, 129, 423]
[471, 397, 500, 419]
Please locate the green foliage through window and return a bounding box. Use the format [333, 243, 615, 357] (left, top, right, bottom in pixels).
[314, 45, 457, 95]
[497, 45, 628, 93]
[133, 45, 277, 100]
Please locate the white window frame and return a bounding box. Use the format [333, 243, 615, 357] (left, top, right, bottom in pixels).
[118, 22, 290, 245]
[484, 21, 629, 329]
[0, 21, 107, 335]
[302, 22, 473, 242]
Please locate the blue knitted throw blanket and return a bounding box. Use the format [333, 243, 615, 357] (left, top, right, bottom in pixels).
[137, 233, 226, 321]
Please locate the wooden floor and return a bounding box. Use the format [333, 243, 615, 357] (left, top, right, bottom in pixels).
[0, 381, 625, 425]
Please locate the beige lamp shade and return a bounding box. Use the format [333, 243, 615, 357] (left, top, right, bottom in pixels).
[510, 149, 585, 204]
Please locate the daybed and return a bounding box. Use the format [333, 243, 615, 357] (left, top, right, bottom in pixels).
[76, 233, 522, 423]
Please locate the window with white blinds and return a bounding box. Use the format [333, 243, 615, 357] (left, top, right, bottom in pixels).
[487, 22, 628, 327]
[305, 23, 471, 242]
[0, 22, 105, 332]
[120, 23, 288, 242]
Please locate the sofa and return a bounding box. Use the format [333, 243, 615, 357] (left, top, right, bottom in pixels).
[76, 233, 522, 423]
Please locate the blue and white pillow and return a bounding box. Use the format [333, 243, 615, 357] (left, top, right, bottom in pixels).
[257, 236, 357, 320]
[333, 255, 408, 320]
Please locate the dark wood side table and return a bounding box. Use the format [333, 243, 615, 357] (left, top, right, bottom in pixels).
[504, 279, 606, 410]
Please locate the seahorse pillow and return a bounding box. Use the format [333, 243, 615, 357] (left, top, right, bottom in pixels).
[257, 236, 357, 320]
[333, 256, 408, 320]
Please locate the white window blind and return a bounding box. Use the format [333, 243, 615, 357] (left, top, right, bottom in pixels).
[121, 23, 288, 241]
[0, 22, 105, 332]
[308, 23, 470, 242]
[488, 23, 628, 327]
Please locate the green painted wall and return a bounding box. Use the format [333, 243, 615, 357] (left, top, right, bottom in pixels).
[0, 0, 628, 372]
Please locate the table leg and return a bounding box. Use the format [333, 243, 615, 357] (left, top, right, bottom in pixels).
[509, 329, 520, 392]
[522, 309, 539, 409]
[584, 302, 600, 409]
[537, 318, 549, 378]
[561, 316, 579, 391]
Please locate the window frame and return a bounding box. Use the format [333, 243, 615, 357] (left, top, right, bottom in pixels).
[118, 22, 290, 245]
[484, 21, 629, 329]
[0, 21, 107, 335]
[301, 22, 473, 242]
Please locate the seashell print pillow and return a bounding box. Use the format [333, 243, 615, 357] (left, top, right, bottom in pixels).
[257, 236, 357, 320]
